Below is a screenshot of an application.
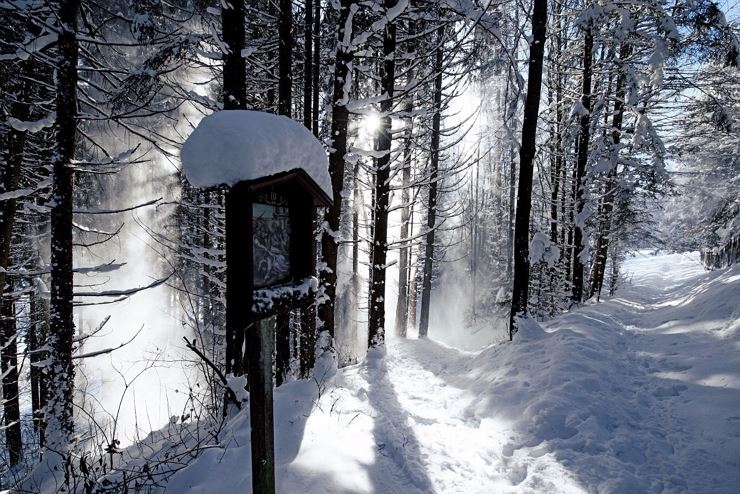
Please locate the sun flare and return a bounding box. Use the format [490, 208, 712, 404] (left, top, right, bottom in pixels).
[361, 112, 381, 135]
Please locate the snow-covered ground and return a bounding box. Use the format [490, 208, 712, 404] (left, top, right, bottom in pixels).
[98, 252, 740, 493]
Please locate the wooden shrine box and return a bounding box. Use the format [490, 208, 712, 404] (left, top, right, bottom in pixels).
[223, 168, 330, 494]
[181, 110, 332, 494]
[225, 168, 332, 325]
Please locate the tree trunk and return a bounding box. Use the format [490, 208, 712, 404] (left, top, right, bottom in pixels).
[589, 44, 630, 300]
[276, 0, 298, 384]
[589, 170, 616, 301]
[0, 105, 27, 310]
[299, 303, 316, 377]
[507, 146, 516, 280]
[350, 159, 360, 350]
[202, 191, 212, 329]
[471, 156, 480, 321]
[508, 0, 547, 338]
[549, 38, 563, 246]
[1, 297, 21, 465]
[312, 0, 321, 137]
[299, 212, 318, 376]
[547, 20, 564, 314]
[571, 26, 593, 304]
[29, 290, 48, 449]
[319, 0, 355, 339]
[278, 0, 293, 117]
[275, 313, 290, 385]
[304, 0, 313, 129]
[394, 76, 414, 338]
[0, 53, 31, 468]
[367, 0, 398, 347]
[562, 158, 573, 290]
[418, 27, 444, 339]
[504, 69, 517, 280]
[223, 0, 248, 380]
[608, 243, 620, 296]
[47, 0, 79, 457]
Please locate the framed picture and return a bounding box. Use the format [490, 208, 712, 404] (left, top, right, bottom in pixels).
[252, 192, 292, 288]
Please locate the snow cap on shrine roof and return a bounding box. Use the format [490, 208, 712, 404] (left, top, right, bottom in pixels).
[181, 110, 331, 197]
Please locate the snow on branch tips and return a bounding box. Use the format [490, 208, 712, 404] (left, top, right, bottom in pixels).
[529, 232, 560, 268]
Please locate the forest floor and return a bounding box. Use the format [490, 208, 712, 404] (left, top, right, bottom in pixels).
[108, 252, 740, 493]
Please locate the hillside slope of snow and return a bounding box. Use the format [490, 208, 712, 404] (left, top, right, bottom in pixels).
[88, 252, 739, 493]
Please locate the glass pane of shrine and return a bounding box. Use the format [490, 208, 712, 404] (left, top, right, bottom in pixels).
[253, 192, 292, 288]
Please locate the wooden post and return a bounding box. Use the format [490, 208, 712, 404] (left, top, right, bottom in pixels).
[247, 316, 276, 494]
[225, 186, 251, 380]
[217, 171, 329, 494]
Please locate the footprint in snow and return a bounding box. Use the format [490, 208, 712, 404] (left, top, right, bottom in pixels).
[507, 464, 528, 485]
[652, 384, 688, 398]
[502, 443, 515, 457]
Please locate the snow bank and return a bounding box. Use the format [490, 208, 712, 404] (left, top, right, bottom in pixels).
[459, 252, 740, 493]
[63, 252, 738, 494]
[181, 110, 331, 196]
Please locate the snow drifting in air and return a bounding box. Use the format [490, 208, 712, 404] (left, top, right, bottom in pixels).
[180, 110, 331, 195]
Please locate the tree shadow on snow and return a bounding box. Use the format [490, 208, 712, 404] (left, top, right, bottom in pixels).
[364, 348, 436, 494]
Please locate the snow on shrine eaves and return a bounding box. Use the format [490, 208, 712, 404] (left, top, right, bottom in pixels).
[181, 110, 331, 196]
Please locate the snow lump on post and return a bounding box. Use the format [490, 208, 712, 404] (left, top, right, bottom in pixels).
[180, 109, 331, 196]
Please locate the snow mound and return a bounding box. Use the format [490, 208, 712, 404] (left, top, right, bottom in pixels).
[181, 110, 331, 196]
[60, 253, 738, 494]
[461, 252, 740, 493]
[512, 315, 546, 341]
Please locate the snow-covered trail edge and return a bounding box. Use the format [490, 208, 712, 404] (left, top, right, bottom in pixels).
[108, 252, 739, 494]
[347, 252, 738, 493]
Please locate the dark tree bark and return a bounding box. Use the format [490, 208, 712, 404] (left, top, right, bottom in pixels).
[47, 0, 79, 454]
[349, 158, 361, 349]
[394, 19, 415, 338]
[278, 0, 293, 117]
[223, 0, 248, 379]
[319, 0, 355, 339]
[504, 70, 516, 280]
[562, 155, 574, 287]
[0, 92, 28, 307]
[418, 27, 444, 339]
[304, 0, 313, 129]
[407, 204, 417, 331]
[548, 14, 563, 246]
[408, 267, 418, 330]
[589, 45, 630, 300]
[298, 212, 318, 376]
[367, 0, 399, 347]
[508, 0, 548, 338]
[547, 24, 564, 313]
[571, 25, 594, 304]
[312, 0, 320, 136]
[29, 290, 48, 448]
[275, 313, 290, 385]
[276, 0, 297, 384]
[507, 147, 516, 279]
[0, 53, 32, 468]
[299, 304, 316, 377]
[1, 298, 21, 465]
[395, 106, 413, 337]
[201, 190, 212, 329]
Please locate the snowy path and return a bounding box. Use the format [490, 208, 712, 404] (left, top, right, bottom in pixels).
[162, 253, 739, 493]
[328, 252, 740, 493]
